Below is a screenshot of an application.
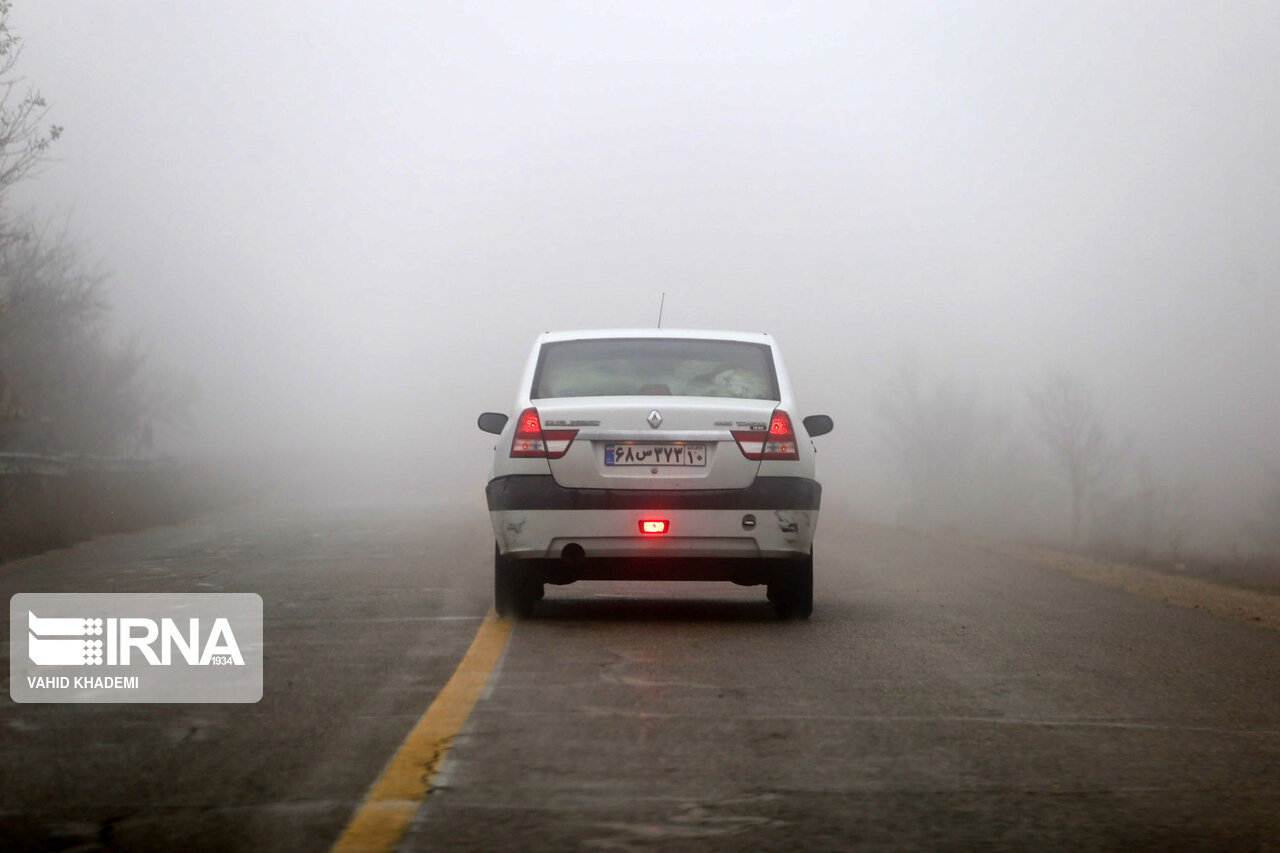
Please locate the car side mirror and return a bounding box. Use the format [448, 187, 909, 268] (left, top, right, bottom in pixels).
[477, 412, 508, 435]
[802, 414, 833, 437]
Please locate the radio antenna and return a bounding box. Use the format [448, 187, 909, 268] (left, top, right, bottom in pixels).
[657, 292, 666, 328]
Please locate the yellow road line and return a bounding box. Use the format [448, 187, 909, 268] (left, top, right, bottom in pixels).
[332, 610, 513, 853]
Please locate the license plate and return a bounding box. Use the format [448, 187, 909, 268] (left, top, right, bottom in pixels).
[605, 443, 706, 467]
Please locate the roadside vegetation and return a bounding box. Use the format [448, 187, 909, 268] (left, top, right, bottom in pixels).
[876, 357, 1280, 593]
[0, 2, 167, 456]
[0, 3, 209, 562]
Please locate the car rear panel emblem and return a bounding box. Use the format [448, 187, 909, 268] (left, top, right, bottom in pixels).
[647, 410, 663, 429]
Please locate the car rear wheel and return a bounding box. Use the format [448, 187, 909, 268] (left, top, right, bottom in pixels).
[494, 542, 538, 618]
[770, 547, 813, 620]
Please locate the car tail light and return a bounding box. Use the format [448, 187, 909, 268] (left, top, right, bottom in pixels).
[731, 410, 800, 461]
[763, 410, 800, 459]
[509, 407, 577, 459]
[639, 519, 669, 534]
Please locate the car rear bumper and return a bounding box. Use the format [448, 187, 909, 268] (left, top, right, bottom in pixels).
[486, 474, 821, 511]
[486, 475, 821, 562]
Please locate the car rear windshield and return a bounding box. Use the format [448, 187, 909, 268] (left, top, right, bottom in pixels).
[531, 338, 780, 400]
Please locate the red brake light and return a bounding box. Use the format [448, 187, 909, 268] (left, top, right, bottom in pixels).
[510, 407, 545, 457]
[640, 520, 668, 534]
[732, 410, 799, 461]
[510, 407, 577, 459]
[763, 411, 800, 459]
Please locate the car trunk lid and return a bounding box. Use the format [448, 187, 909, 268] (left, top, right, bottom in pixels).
[534, 397, 774, 490]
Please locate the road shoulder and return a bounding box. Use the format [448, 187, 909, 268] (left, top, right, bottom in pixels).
[965, 537, 1280, 632]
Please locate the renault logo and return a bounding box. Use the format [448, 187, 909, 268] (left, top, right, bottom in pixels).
[647, 410, 663, 429]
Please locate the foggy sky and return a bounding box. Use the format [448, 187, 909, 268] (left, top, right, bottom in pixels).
[10, 2, 1280, 524]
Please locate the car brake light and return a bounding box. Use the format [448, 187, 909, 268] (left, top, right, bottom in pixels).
[731, 410, 800, 461]
[640, 520, 668, 534]
[510, 407, 577, 459]
[764, 410, 800, 459]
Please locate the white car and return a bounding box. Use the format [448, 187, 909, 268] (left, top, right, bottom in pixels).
[477, 329, 832, 619]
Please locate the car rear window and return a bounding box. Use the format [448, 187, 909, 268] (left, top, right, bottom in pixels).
[531, 338, 780, 400]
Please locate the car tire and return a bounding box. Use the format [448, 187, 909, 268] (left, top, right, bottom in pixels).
[494, 543, 537, 618]
[771, 547, 813, 620]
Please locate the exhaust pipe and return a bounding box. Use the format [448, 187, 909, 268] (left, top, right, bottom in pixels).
[561, 543, 585, 563]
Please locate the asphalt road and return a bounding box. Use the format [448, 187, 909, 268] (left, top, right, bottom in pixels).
[3, 496, 1280, 852]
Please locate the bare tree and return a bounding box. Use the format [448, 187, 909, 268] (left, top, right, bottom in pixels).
[1134, 457, 1196, 559]
[1026, 368, 1130, 544]
[0, 221, 152, 454]
[0, 1, 61, 210]
[0, 5, 168, 455]
[876, 355, 1036, 534]
[0, 0, 63, 335]
[1248, 467, 1280, 555]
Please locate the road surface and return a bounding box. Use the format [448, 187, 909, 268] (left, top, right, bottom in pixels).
[3, 496, 1279, 851]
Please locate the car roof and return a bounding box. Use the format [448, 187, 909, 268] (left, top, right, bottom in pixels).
[538, 328, 774, 346]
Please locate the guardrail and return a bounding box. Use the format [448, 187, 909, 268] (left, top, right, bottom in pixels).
[0, 453, 196, 563]
[0, 452, 178, 475]
[0, 452, 70, 476]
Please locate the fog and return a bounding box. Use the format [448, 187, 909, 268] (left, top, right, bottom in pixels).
[10, 2, 1280, 548]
